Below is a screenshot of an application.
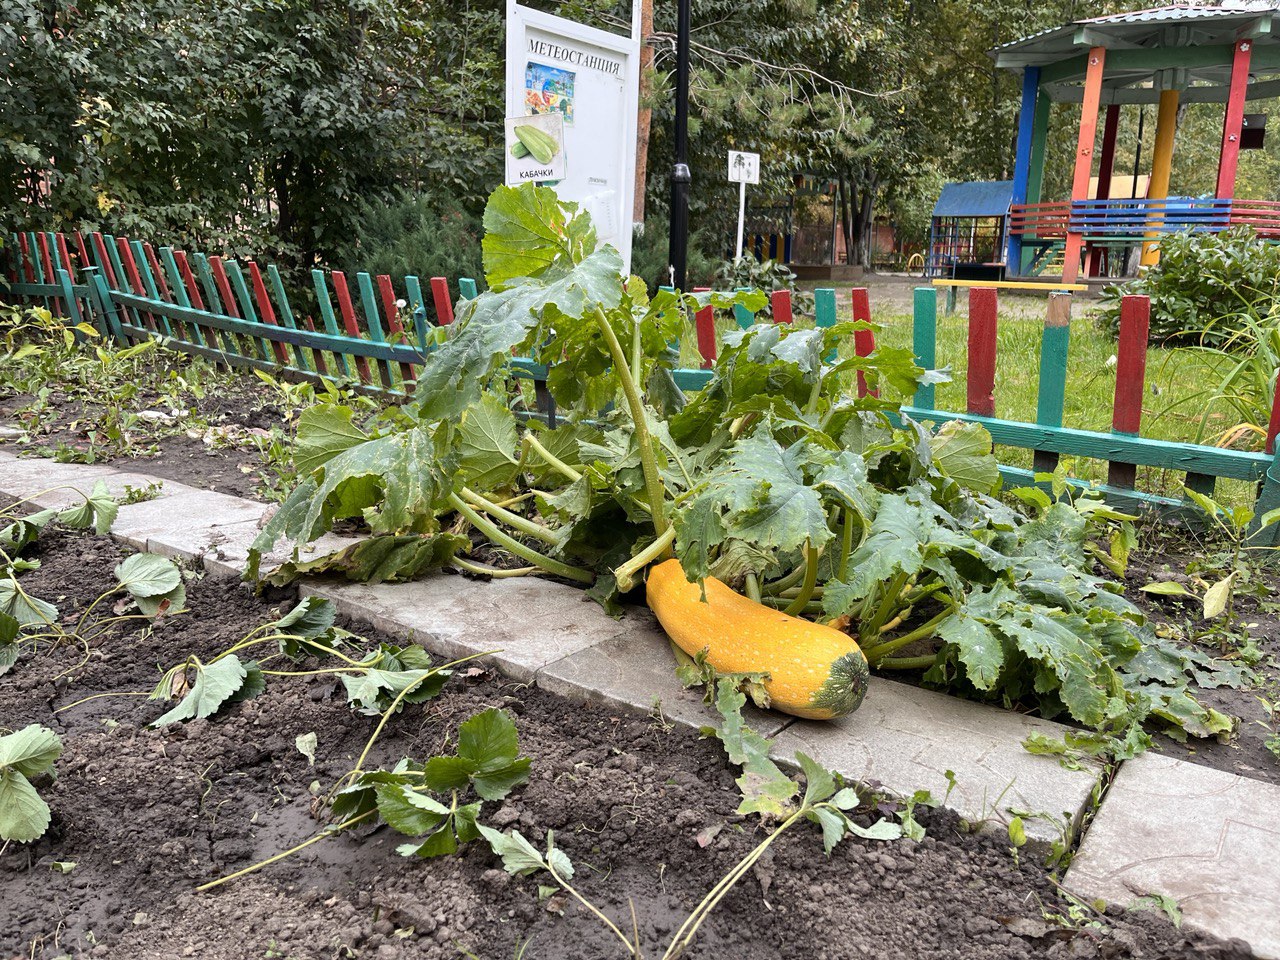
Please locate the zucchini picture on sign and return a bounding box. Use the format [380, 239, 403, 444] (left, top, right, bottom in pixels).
[504, 112, 566, 185]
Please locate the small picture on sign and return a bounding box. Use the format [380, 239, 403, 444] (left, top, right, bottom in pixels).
[727, 150, 761, 185]
[505, 112, 567, 186]
[525, 62, 576, 124]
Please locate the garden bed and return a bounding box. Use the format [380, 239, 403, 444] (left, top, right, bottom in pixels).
[0, 346, 288, 501]
[0, 524, 1243, 960]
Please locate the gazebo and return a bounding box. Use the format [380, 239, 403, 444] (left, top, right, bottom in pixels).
[994, 3, 1280, 282]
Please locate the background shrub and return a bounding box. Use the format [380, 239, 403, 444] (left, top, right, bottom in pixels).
[1098, 227, 1280, 346]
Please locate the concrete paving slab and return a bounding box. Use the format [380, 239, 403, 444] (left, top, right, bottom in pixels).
[304, 575, 629, 683]
[1068, 752, 1279, 958]
[0, 458, 119, 501]
[147, 517, 263, 568]
[535, 605, 787, 737]
[769, 679, 1102, 847]
[23, 471, 182, 511]
[110, 489, 267, 550]
[198, 531, 360, 579]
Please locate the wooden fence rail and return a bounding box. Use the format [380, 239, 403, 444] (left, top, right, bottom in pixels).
[4, 229, 1280, 535]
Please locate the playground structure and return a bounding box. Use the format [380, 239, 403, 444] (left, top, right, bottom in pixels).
[925, 181, 1013, 279]
[996, 4, 1280, 282]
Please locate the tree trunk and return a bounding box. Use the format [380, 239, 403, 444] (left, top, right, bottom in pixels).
[837, 177, 853, 266]
[633, 0, 654, 227]
[855, 180, 876, 270]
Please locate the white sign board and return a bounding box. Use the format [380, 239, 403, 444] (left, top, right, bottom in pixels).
[506, 1, 641, 271]
[505, 113, 567, 184]
[728, 151, 760, 185]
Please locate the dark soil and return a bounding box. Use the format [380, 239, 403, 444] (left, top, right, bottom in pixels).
[0, 526, 1245, 960]
[0, 364, 283, 500]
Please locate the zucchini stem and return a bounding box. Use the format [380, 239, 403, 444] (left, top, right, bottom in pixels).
[783, 541, 819, 616]
[450, 558, 539, 578]
[592, 305, 671, 551]
[861, 610, 953, 663]
[522, 432, 581, 483]
[613, 526, 677, 593]
[875, 654, 939, 671]
[449, 493, 593, 583]
[459, 486, 557, 545]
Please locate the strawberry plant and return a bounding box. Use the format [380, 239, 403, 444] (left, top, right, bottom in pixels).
[248, 182, 1238, 744]
[147, 596, 479, 725]
[0, 724, 63, 844]
[1, 487, 188, 680]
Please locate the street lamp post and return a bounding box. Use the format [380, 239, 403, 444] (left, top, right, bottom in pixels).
[668, 0, 691, 292]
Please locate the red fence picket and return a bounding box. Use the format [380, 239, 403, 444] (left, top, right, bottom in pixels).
[770, 289, 793, 325]
[966, 288, 998, 418]
[851, 287, 877, 399]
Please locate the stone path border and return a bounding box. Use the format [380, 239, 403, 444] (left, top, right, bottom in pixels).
[2, 450, 1275, 956]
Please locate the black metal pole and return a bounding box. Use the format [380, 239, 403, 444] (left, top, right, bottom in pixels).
[668, 0, 691, 292]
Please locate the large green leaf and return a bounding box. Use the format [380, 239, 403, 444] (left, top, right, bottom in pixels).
[152, 656, 249, 726]
[458, 393, 521, 492]
[250, 425, 452, 578]
[0, 578, 57, 628]
[294, 404, 370, 476]
[260, 533, 468, 587]
[271, 596, 336, 640]
[481, 183, 597, 286]
[55, 479, 118, 534]
[675, 432, 831, 582]
[375, 783, 449, 836]
[929, 421, 1000, 495]
[115, 553, 182, 598]
[422, 708, 531, 801]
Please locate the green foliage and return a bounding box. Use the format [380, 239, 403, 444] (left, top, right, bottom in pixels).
[349, 192, 485, 291]
[0, 724, 63, 842]
[714, 258, 813, 319]
[328, 709, 531, 859]
[148, 596, 458, 725]
[1098, 228, 1280, 345]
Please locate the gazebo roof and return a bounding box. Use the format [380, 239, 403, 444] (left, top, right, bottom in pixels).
[992, 4, 1280, 103]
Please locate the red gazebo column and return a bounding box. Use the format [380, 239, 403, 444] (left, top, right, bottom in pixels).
[1087, 104, 1121, 277]
[1215, 38, 1253, 200]
[1063, 47, 1106, 284]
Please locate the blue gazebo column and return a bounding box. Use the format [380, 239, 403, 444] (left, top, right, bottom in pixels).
[1006, 66, 1040, 277]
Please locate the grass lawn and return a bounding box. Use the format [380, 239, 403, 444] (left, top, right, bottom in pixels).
[679, 279, 1262, 508]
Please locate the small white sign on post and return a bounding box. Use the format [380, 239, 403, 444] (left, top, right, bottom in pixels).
[727, 151, 760, 261]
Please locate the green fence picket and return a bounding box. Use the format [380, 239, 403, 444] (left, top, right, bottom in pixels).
[266, 264, 311, 372]
[912, 286, 937, 410]
[311, 269, 352, 378]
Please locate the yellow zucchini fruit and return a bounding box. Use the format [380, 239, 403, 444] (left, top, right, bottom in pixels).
[646, 558, 869, 720]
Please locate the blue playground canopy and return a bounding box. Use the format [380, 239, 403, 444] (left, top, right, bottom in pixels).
[927, 181, 1014, 278]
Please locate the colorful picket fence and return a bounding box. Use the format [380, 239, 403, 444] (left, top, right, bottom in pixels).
[2, 229, 465, 396]
[901, 285, 1280, 540]
[4, 229, 1279, 535]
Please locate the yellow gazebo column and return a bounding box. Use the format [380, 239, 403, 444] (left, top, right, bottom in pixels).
[1141, 88, 1180, 267]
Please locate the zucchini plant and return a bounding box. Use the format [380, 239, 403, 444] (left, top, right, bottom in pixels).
[248, 182, 1238, 743]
